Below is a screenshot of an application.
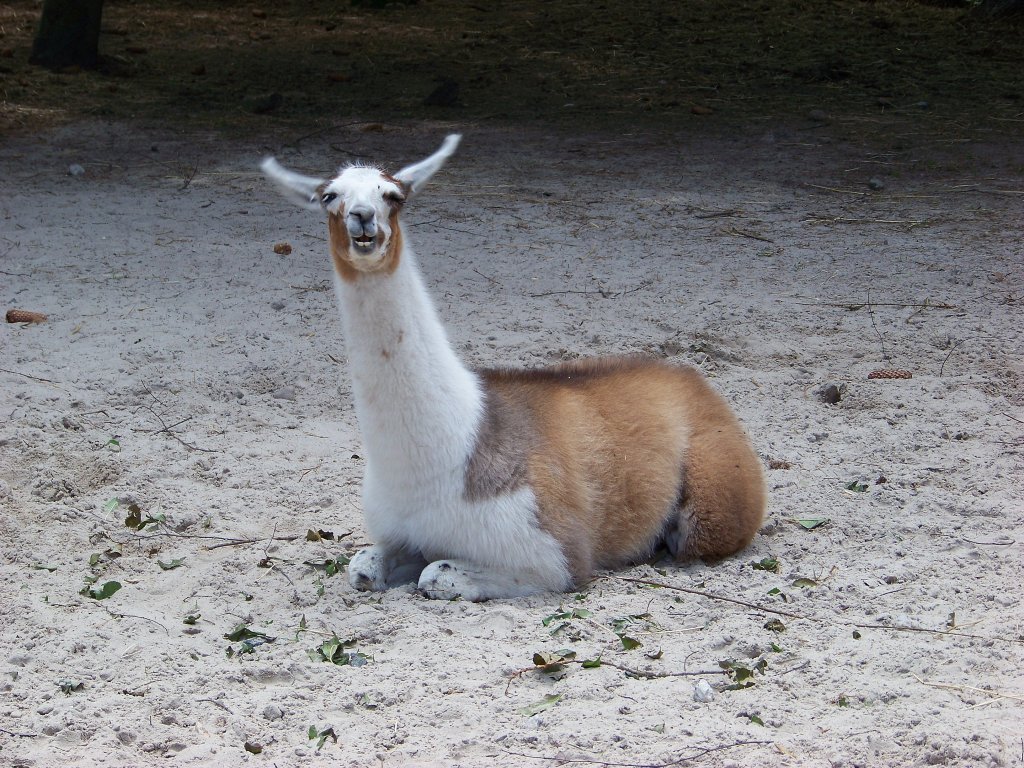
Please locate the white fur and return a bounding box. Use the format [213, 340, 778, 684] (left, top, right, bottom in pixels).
[263, 136, 572, 600]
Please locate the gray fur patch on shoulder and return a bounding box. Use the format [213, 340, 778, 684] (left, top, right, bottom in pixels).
[463, 385, 534, 502]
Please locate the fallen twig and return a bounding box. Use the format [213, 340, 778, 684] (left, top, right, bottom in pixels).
[787, 299, 956, 310]
[0, 726, 37, 738]
[616, 577, 805, 619]
[912, 674, 1024, 704]
[0, 367, 60, 384]
[506, 657, 725, 694]
[502, 739, 773, 767]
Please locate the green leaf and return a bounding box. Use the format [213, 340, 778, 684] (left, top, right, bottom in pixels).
[845, 480, 869, 493]
[836, 695, 850, 707]
[752, 556, 779, 573]
[57, 678, 84, 695]
[157, 558, 185, 571]
[541, 607, 591, 627]
[83, 580, 122, 600]
[791, 577, 818, 589]
[103, 498, 120, 515]
[764, 618, 786, 633]
[223, 626, 272, 643]
[796, 517, 830, 530]
[518, 693, 562, 717]
[619, 635, 643, 651]
[183, 613, 201, 625]
[310, 634, 368, 666]
[581, 656, 602, 669]
[307, 726, 318, 740]
[749, 714, 765, 726]
[767, 587, 781, 595]
[769, 642, 783, 653]
[32, 563, 58, 572]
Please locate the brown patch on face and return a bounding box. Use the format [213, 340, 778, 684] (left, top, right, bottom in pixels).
[327, 211, 360, 283]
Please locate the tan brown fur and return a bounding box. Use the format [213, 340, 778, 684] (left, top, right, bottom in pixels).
[474, 358, 765, 585]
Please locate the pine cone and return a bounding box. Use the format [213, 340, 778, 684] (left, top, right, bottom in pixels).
[6, 309, 47, 324]
[867, 369, 912, 379]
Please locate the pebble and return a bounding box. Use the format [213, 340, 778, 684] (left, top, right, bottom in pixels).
[68, 164, 85, 177]
[37, 704, 53, 715]
[868, 178, 885, 191]
[271, 386, 296, 401]
[263, 703, 284, 721]
[270, 300, 286, 311]
[693, 679, 715, 703]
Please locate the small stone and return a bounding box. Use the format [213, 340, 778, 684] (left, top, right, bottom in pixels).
[262, 704, 284, 721]
[273, 242, 292, 255]
[868, 178, 885, 191]
[693, 679, 714, 703]
[270, 300, 286, 311]
[271, 386, 296, 401]
[37, 704, 54, 715]
[819, 384, 842, 405]
[807, 109, 829, 122]
[68, 164, 86, 177]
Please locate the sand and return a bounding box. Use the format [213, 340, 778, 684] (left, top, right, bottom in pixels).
[1, 121, 1021, 767]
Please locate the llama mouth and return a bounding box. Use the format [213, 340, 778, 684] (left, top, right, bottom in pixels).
[353, 235, 376, 250]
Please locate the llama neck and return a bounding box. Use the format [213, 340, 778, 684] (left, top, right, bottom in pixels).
[333, 246, 482, 475]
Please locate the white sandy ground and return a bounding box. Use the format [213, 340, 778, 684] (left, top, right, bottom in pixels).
[0, 120, 1021, 768]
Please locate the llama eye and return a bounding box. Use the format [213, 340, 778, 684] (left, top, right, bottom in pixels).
[384, 191, 405, 206]
[321, 192, 338, 205]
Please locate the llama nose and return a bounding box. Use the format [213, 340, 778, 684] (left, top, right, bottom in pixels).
[347, 206, 377, 238]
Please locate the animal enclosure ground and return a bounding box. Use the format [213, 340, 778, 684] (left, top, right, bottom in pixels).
[1, 1, 1023, 767]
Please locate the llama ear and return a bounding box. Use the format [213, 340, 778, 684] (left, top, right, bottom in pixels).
[260, 157, 326, 211]
[393, 134, 461, 197]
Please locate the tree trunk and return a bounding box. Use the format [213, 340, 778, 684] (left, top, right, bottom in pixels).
[30, 0, 105, 70]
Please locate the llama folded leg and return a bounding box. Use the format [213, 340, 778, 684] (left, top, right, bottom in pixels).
[348, 545, 428, 591]
[417, 559, 558, 601]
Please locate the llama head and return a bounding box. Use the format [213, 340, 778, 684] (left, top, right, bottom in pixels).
[261, 134, 461, 281]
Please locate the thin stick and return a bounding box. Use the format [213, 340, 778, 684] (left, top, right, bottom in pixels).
[0, 726, 37, 738]
[615, 577, 805, 619]
[502, 739, 773, 767]
[0, 367, 59, 384]
[206, 534, 302, 550]
[938, 339, 965, 376]
[788, 299, 956, 310]
[105, 608, 169, 636]
[507, 658, 725, 694]
[866, 290, 888, 361]
[912, 674, 1024, 704]
[723, 227, 773, 243]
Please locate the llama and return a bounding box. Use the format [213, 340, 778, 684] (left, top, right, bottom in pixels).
[261, 135, 766, 601]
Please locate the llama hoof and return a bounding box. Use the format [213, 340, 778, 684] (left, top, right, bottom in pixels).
[417, 560, 484, 602]
[348, 547, 388, 592]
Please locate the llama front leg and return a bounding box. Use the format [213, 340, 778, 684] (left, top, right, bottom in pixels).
[348, 545, 428, 592]
[417, 559, 562, 601]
